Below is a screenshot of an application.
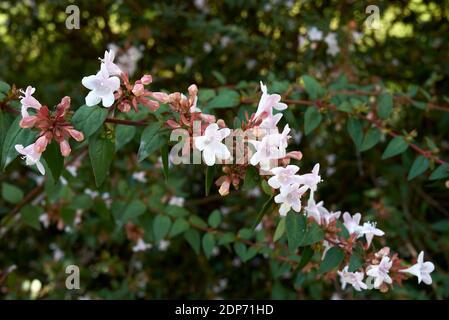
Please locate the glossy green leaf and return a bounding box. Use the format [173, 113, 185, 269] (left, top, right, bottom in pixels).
[304, 107, 322, 135]
[319, 247, 345, 273]
[408, 155, 429, 180]
[381, 136, 409, 159]
[137, 122, 164, 162]
[153, 214, 172, 243]
[71, 105, 108, 138]
[89, 131, 115, 187]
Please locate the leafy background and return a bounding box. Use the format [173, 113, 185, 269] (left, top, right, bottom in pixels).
[1, 0, 449, 299]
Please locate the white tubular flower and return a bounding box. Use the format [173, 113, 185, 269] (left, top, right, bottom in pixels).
[325, 33, 340, 56]
[297, 163, 321, 192]
[19, 86, 41, 118]
[268, 165, 301, 190]
[259, 113, 283, 130]
[342, 212, 362, 235]
[319, 206, 341, 225]
[359, 222, 384, 247]
[15, 143, 45, 175]
[132, 238, 152, 252]
[304, 195, 323, 224]
[99, 50, 122, 76]
[255, 82, 288, 118]
[249, 125, 290, 171]
[274, 183, 308, 216]
[307, 27, 323, 41]
[366, 256, 393, 288]
[338, 266, 368, 291]
[399, 251, 435, 285]
[194, 123, 231, 166]
[82, 63, 120, 108]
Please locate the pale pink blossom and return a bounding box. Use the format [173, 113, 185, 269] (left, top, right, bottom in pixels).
[399, 251, 434, 285]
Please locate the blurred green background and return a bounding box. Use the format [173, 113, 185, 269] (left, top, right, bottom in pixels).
[1, 0, 449, 299]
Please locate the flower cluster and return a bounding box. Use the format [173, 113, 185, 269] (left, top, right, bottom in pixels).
[15, 86, 84, 174]
[11, 48, 435, 294]
[82, 50, 168, 112]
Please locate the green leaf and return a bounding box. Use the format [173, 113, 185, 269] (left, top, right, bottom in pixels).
[431, 220, 449, 232]
[238, 228, 252, 240]
[319, 247, 345, 273]
[169, 218, 190, 237]
[348, 253, 363, 272]
[89, 131, 115, 187]
[0, 111, 13, 161]
[233, 242, 257, 262]
[0, 80, 11, 93]
[115, 125, 136, 151]
[42, 142, 64, 181]
[61, 207, 76, 226]
[189, 215, 208, 229]
[218, 232, 235, 245]
[286, 212, 306, 253]
[347, 118, 363, 150]
[205, 165, 215, 196]
[273, 217, 286, 242]
[2, 182, 23, 204]
[301, 221, 325, 246]
[1, 116, 35, 170]
[184, 229, 201, 254]
[377, 93, 393, 119]
[408, 155, 429, 180]
[120, 200, 146, 224]
[206, 89, 239, 109]
[360, 127, 381, 152]
[212, 71, 226, 85]
[202, 233, 215, 258]
[20, 204, 42, 230]
[161, 144, 169, 180]
[71, 105, 108, 138]
[234, 242, 247, 260]
[381, 136, 409, 159]
[198, 88, 216, 103]
[208, 210, 221, 228]
[153, 214, 172, 243]
[252, 195, 273, 229]
[301, 75, 325, 100]
[304, 107, 322, 135]
[137, 122, 164, 162]
[243, 166, 260, 190]
[429, 163, 449, 180]
[297, 246, 314, 270]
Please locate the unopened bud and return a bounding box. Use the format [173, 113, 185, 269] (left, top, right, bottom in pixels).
[60, 140, 71, 157]
[34, 136, 49, 153]
[140, 74, 153, 85]
[132, 83, 145, 97]
[19, 116, 37, 128]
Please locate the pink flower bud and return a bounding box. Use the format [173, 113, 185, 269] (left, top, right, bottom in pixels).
[34, 136, 49, 153]
[287, 151, 303, 161]
[68, 129, 84, 142]
[446, 180, 449, 189]
[132, 83, 145, 97]
[216, 119, 226, 128]
[60, 140, 71, 157]
[188, 84, 198, 96]
[150, 92, 170, 104]
[140, 74, 153, 85]
[19, 116, 37, 128]
[200, 113, 216, 123]
[140, 97, 160, 111]
[218, 179, 231, 196]
[166, 119, 181, 129]
[118, 101, 131, 113]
